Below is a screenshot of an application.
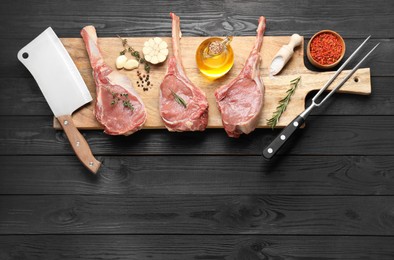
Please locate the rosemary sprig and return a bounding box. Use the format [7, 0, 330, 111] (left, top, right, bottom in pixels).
[170, 89, 187, 108]
[267, 76, 301, 129]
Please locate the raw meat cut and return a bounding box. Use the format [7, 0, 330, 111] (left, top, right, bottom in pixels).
[81, 26, 147, 135]
[215, 17, 266, 138]
[159, 13, 209, 131]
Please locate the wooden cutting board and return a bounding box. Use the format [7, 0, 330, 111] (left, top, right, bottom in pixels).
[54, 36, 371, 130]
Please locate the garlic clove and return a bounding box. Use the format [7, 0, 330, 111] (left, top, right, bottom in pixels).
[115, 55, 128, 69]
[154, 37, 162, 44]
[124, 59, 139, 70]
[150, 56, 159, 64]
[144, 54, 152, 62]
[158, 53, 167, 63]
[159, 41, 168, 49]
[159, 48, 169, 56]
[143, 46, 153, 54]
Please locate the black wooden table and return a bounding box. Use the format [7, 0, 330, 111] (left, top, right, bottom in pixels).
[1, 1, 394, 259]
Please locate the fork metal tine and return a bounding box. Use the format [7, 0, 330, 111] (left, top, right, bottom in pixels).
[312, 35, 371, 104]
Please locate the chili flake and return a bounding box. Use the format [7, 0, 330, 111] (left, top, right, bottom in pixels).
[310, 32, 343, 65]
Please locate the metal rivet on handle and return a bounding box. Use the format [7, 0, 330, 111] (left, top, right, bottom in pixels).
[268, 148, 273, 154]
[76, 141, 80, 147]
[280, 135, 286, 140]
[64, 120, 69, 125]
[293, 121, 299, 127]
[89, 162, 94, 167]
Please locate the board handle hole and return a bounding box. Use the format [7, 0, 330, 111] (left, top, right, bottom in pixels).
[354, 76, 359, 83]
[22, 52, 29, 59]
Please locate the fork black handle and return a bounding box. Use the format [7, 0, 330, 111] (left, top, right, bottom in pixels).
[263, 115, 305, 159]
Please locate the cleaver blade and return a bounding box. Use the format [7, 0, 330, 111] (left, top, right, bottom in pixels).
[17, 27, 101, 174]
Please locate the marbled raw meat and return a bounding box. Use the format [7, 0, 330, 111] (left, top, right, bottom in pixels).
[81, 26, 147, 135]
[159, 13, 209, 131]
[215, 17, 266, 138]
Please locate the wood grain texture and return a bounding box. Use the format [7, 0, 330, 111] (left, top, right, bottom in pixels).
[0, 235, 393, 260]
[51, 36, 370, 130]
[1, 76, 392, 117]
[1, 0, 394, 38]
[6, 38, 391, 78]
[1, 155, 394, 195]
[1, 0, 394, 258]
[57, 115, 101, 174]
[1, 115, 394, 155]
[1, 195, 394, 235]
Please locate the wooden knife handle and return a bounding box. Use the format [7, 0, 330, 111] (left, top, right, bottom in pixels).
[57, 115, 101, 174]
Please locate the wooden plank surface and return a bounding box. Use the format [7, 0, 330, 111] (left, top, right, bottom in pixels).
[2, 115, 394, 155]
[1, 155, 394, 195]
[53, 36, 370, 130]
[2, 195, 394, 235]
[1, 235, 394, 260]
[2, 76, 392, 117]
[1, 0, 394, 38]
[5, 38, 391, 78]
[1, 0, 394, 259]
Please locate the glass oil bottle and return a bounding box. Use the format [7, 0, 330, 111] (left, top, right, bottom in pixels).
[195, 36, 234, 79]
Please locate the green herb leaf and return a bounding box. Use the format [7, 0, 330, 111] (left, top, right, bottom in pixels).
[117, 35, 127, 47]
[267, 76, 301, 130]
[117, 35, 151, 73]
[131, 51, 140, 59]
[170, 89, 187, 108]
[144, 63, 151, 73]
[123, 100, 134, 110]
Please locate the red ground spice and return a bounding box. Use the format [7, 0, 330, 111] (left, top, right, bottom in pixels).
[310, 32, 343, 65]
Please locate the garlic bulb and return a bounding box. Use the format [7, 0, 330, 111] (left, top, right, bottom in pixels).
[142, 37, 168, 64]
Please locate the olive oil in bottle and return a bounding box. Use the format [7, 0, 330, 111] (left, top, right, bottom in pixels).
[196, 36, 234, 79]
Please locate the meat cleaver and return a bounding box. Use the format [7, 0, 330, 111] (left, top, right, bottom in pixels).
[17, 27, 101, 174]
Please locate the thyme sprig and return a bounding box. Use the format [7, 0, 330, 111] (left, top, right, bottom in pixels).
[109, 90, 134, 111]
[117, 35, 150, 73]
[170, 89, 187, 108]
[267, 76, 301, 129]
[122, 100, 134, 110]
